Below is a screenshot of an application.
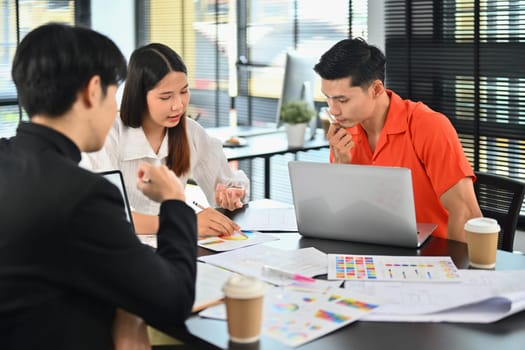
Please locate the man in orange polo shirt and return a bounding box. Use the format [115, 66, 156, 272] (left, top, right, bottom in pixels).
[313, 38, 481, 242]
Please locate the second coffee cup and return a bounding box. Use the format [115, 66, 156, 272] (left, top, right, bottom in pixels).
[464, 217, 500, 269]
[222, 275, 266, 343]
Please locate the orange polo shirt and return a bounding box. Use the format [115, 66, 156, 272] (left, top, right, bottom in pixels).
[330, 90, 474, 238]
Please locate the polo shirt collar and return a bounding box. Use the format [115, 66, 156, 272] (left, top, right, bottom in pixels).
[347, 89, 407, 139]
[120, 124, 169, 161]
[382, 89, 408, 135]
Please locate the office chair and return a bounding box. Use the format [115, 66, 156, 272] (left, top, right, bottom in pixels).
[474, 171, 525, 252]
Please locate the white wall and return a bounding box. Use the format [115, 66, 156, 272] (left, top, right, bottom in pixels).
[91, 0, 135, 61]
[367, 0, 385, 53]
[91, 0, 135, 105]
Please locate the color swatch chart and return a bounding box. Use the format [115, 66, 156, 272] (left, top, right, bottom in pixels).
[327, 255, 461, 282]
[263, 285, 382, 347]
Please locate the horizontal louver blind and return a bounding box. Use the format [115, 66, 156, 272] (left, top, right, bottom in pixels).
[385, 0, 525, 221]
[0, 0, 75, 138]
[240, 0, 360, 125]
[0, 0, 17, 138]
[139, 0, 232, 127]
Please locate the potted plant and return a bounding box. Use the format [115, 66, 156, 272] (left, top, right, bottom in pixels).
[279, 100, 316, 147]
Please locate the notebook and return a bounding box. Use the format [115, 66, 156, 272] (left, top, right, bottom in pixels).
[288, 161, 436, 248]
[100, 170, 135, 233]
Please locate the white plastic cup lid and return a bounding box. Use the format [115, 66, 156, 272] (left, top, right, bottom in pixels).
[222, 275, 266, 299]
[464, 217, 500, 234]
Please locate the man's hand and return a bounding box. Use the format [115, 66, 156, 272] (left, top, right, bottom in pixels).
[136, 162, 185, 203]
[327, 123, 354, 164]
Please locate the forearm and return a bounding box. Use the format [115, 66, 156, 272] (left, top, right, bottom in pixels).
[447, 211, 470, 243]
[132, 211, 159, 234]
[113, 309, 151, 350]
[442, 178, 482, 242]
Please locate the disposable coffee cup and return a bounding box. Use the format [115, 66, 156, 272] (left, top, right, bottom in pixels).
[464, 217, 500, 269]
[222, 275, 266, 343]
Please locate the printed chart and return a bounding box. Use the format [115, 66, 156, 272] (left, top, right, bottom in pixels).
[198, 230, 277, 252]
[328, 255, 461, 282]
[263, 285, 381, 347]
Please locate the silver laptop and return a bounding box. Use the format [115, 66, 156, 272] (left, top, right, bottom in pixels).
[288, 161, 436, 248]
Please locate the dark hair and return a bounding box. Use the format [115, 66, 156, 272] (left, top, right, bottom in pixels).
[11, 23, 127, 117]
[313, 38, 385, 88]
[120, 43, 190, 176]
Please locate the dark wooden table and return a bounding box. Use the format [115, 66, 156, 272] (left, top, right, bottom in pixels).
[158, 200, 525, 350]
[187, 234, 525, 350]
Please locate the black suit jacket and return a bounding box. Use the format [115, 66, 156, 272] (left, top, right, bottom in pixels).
[0, 123, 197, 349]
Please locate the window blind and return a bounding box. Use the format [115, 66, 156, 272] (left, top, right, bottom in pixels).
[385, 0, 525, 222]
[0, 0, 78, 138]
[137, 0, 233, 128]
[138, 0, 367, 203]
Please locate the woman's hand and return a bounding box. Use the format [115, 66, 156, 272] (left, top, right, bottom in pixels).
[197, 207, 240, 237]
[215, 183, 245, 211]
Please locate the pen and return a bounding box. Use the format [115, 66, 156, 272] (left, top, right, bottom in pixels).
[261, 265, 315, 283]
[192, 200, 206, 210]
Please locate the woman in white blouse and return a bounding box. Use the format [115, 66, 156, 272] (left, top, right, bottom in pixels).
[83, 43, 249, 236]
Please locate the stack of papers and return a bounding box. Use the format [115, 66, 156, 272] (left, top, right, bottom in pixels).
[346, 269, 525, 323]
[198, 245, 327, 285]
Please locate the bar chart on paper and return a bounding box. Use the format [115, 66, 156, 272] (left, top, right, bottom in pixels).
[328, 255, 461, 282]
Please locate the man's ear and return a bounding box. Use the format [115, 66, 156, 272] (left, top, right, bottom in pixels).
[370, 79, 385, 98]
[81, 75, 102, 108]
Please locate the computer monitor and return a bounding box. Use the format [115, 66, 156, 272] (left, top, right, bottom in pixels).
[276, 51, 319, 139]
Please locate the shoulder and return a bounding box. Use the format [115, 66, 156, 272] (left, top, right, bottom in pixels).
[397, 97, 454, 132]
[185, 117, 207, 136]
[0, 137, 9, 151]
[185, 117, 220, 146]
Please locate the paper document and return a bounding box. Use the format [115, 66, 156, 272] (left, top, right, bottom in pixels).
[347, 269, 525, 323]
[199, 279, 344, 320]
[137, 234, 157, 248]
[200, 284, 383, 347]
[198, 230, 278, 252]
[264, 285, 382, 347]
[192, 262, 236, 312]
[233, 207, 298, 231]
[198, 245, 327, 285]
[328, 254, 461, 282]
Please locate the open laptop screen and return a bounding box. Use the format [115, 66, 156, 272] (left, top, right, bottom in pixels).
[288, 161, 435, 248]
[100, 170, 135, 231]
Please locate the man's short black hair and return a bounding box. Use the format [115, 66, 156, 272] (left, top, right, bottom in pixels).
[314, 37, 385, 88]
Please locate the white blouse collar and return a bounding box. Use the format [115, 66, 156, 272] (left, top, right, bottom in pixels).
[120, 123, 169, 161]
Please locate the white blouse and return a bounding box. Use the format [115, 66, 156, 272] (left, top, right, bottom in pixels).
[81, 117, 250, 215]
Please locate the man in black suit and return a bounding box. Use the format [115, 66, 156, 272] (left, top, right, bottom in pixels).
[0, 23, 197, 349]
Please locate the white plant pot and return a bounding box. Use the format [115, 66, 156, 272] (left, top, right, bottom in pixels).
[285, 123, 307, 148]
